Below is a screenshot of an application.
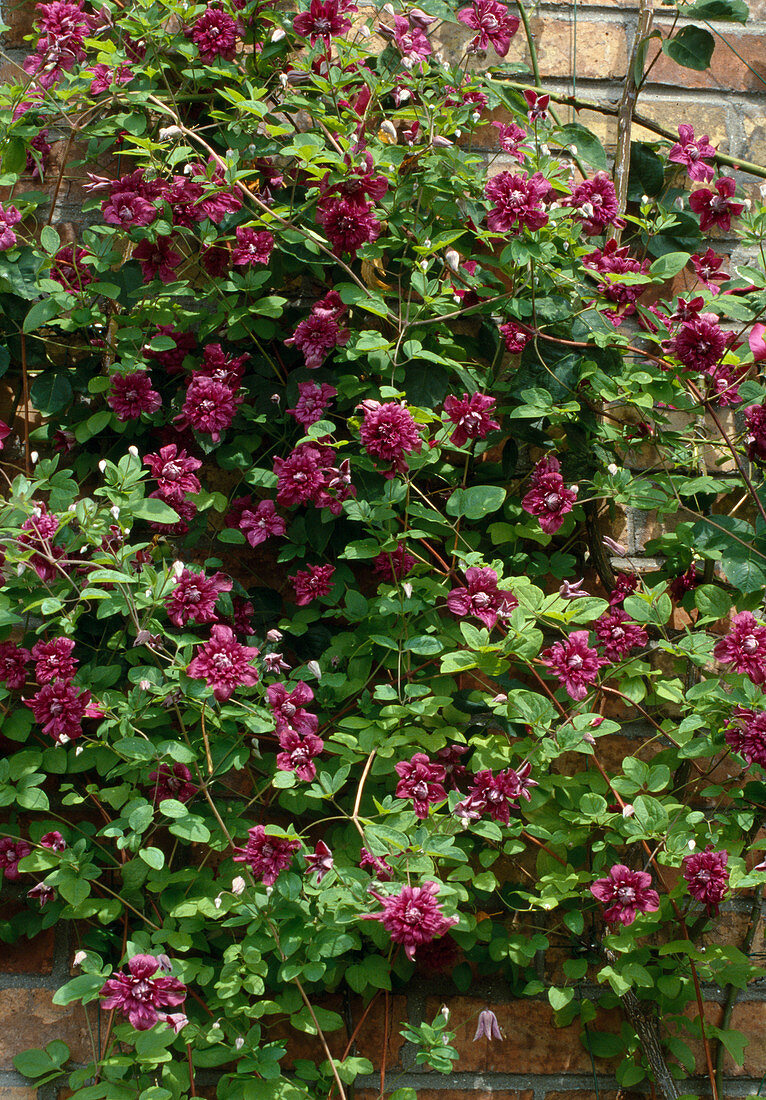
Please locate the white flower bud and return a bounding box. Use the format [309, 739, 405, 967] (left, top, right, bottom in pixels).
[73, 950, 87, 966]
[440, 1004, 450, 1023]
[307, 660, 322, 679]
[688, 839, 696, 851]
[539, 143, 549, 155]
[419, 260, 428, 272]
[402, 582, 413, 598]
[158, 125, 183, 141]
[110, 506, 120, 520]
[235, 1037, 245, 1050]
[128, 445, 139, 457]
[607, 463, 619, 475]
[641, 194, 650, 205]
[271, 26, 285, 41]
[380, 120, 398, 142]
[232, 875, 246, 895]
[492, 693, 508, 704]
[622, 803, 635, 818]
[266, 629, 283, 642]
[445, 249, 460, 272]
[760, 183, 766, 201]
[265, 885, 274, 897]
[98, 459, 107, 473]
[744, 198, 752, 210]
[173, 560, 185, 578]
[570, 144, 578, 156]
[214, 893, 223, 909]
[139, 679, 152, 691]
[674, 196, 684, 211]
[383, 3, 395, 14]
[360, 23, 371, 36]
[30, 451, 39, 465]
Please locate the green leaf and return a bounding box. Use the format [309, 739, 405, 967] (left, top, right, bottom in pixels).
[628, 142, 665, 200]
[694, 584, 731, 620]
[132, 498, 180, 524]
[553, 123, 608, 171]
[686, 0, 748, 22]
[169, 815, 211, 843]
[139, 846, 165, 869]
[158, 798, 190, 818]
[30, 373, 73, 415]
[662, 25, 715, 70]
[52, 973, 105, 1006]
[40, 225, 61, 255]
[649, 252, 691, 281]
[14, 1048, 57, 1078]
[446, 485, 506, 520]
[548, 986, 574, 1011]
[2, 137, 27, 176]
[23, 296, 60, 333]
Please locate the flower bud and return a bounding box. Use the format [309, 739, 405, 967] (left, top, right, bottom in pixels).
[266, 629, 283, 642]
[445, 249, 460, 272]
[379, 120, 398, 142]
[98, 459, 107, 473]
[110, 506, 120, 520]
[128, 445, 139, 457]
[622, 803, 635, 818]
[232, 875, 246, 895]
[173, 560, 185, 578]
[30, 451, 39, 465]
[235, 1037, 245, 1050]
[73, 950, 87, 967]
[271, 26, 286, 41]
[158, 125, 183, 141]
[307, 660, 322, 679]
[402, 582, 413, 598]
[359, 23, 371, 36]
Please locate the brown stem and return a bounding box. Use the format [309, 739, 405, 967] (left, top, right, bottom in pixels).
[186, 1044, 197, 1096]
[613, 0, 654, 234]
[20, 334, 31, 475]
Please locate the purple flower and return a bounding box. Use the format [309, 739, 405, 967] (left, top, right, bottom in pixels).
[293, 0, 356, 43]
[89, 62, 133, 95]
[148, 763, 198, 804]
[523, 89, 549, 122]
[521, 455, 578, 534]
[594, 609, 648, 661]
[725, 707, 766, 768]
[144, 445, 202, 502]
[541, 631, 606, 701]
[28, 882, 56, 907]
[187, 625, 259, 702]
[745, 404, 766, 463]
[25, 680, 92, 743]
[564, 172, 623, 236]
[689, 177, 744, 233]
[443, 392, 500, 447]
[473, 1009, 503, 1041]
[40, 830, 66, 851]
[290, 564, 335, 606]
[0, 837, 32, 880]
[165, 569, 232, 628]
[669, 315, 727, 372]
[457, 0, 519, 56]
[0, 642, 31, 690]
[232, 227, 274, 266]
[361, 881, 458, 961]
[359, 400, 422, 477]
[498, 319, 531, 354]
[682, 846, 729, 915]
[0, 203, 22, 250]
[669, 124, 716, 183]
[359, 848, 395, 881]
[485, 171, 550, 234]
[316, 196, 381, 257]
[180, 375, 242, 442]
[100, 955, 186, 1031]
[492, 122, 528, 162]
[454, 764, 536, 825]
[304, 840, 334, 883]
[285, 292, 350, 369]
[387, 14, 432, 66]
[395, 753, 448, 818]
[590, 864, 660, 926]
[266, 681, 318, 738]
[559, 578, 590, 600]
[276, 729, 324, 781]
[713, 611, 766, 684]
[197, 345, 248, 389]
[287, 382, 338, 428]
[187, 7, 241, 61]
[239, 500, 287, 548]
[692, 247, 728, 292]
[107, 372, 162, 421]
[447, 566, 517, 630]
[134, 236, 183, 284]
[233, 825, 300, 885]
[274, 444, 329, 507]
[373, 543, 416, 582]
[31, 637, 77, 684]
[102, 190, 157, 229]
[610, 572, 638, 607]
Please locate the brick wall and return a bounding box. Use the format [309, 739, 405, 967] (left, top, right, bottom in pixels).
[2, 0, 766, 1096]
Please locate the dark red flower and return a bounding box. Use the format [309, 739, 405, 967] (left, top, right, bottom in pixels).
[0, 642, 31, 690]
[31, 637, 77, 684]
[359, 400, 422, 476]
[286, 291, 350, 369]
[521, 455, 578, 534]
[304, 840, 333, 882]
[564, 172, 623, 236]
[443, 392, 500, 447]
[165, 568, 232, 627]
[0, 837, 32, 880]
[745, 404, 766, 462]
[669, 315, 726, 372]
[457, 0, 519, 56]
[239, 500, 287, 547]
[50, 245, 92, 293]
[498, 319, 531, 353]
[187, 7, 241, 61]
[485, 171, 550, 234]
[590, 864, 660, 925]
[692, 247, 729, 292]
[100, 955, 186, 1031]
[233, 825, 300, 885]
[689, 177, 744, 233]
[682, 846, 729, 915]
[232, 227, 274, 266]
[373, 543, 416, 581]
[293, 0, 356, 43]
[395, 753, 447, 818]
[148, 763, 197, 803]
[713, 611, 766, 684]
[287, 381, 338, 428]
[594, 609, 648, 661]
[179, 375, 242, 442]
[187, 625, 259, 701]
[143, 444, 202, 501]
[447, 566, 517, 630]
[276, 728, 324, 781]
[133, 236, 183, 284]
[361, 881, 458, 960]
[107, 372, 162, 420]
[316, 196, 380, 256]
[725, 706, 766, 769]
[290, 563, 335, 605]
[541, 631, 606, 700]
[669, 124, 716, 182]
[25, 680, 92, 743]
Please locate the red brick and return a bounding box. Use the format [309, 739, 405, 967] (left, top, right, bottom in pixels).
[0, 1088, 38, 1100]
[1, 2, 36, 47]
[646, 29, 766, 92]
[424, 997, 622, 1074]
[0, 901, 54, 974]
[275, 994, 406, 1071]
[0, 989, 96, 1069]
